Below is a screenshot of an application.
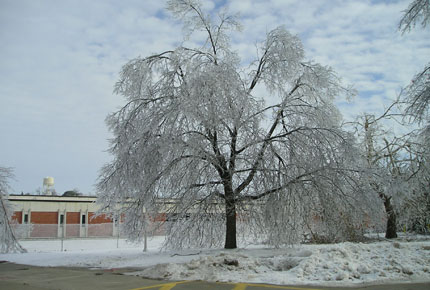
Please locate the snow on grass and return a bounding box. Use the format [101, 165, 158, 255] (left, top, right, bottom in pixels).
[0, 236, 195, 269]
[1, 235, 430, 286]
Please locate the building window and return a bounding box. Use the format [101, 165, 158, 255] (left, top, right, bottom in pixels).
[60, 214, 64, 225]
[81, 214, 86, 226]
[24, 214, 29, 224]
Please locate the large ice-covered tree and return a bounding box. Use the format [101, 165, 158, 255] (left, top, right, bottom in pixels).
[399, 0, 430, 34]
[399, 132, 430, 234]
[97, 0, 368, 249]
[400, 0, 430, 125]
[397, 0, 430, 234]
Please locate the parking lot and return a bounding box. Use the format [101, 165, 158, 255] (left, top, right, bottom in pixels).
[1, 262, 429, 290]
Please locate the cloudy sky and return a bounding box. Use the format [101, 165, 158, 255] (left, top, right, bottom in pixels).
[0, 0, 428, 195]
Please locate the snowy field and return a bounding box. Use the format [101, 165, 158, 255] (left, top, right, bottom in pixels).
[1, 235, 430, 287]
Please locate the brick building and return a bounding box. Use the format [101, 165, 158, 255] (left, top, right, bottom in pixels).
[8, 195, 118, 239]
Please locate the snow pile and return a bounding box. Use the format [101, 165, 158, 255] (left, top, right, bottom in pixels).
[131, 241, 430, 286]
[292, 242, 430, 283]
[1, 237, 430, 286]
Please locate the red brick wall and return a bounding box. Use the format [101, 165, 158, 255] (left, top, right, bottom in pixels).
[66, 224, 79, 237]
[88, 212, 112, 224]
[31, 224, 57, 238]
[31, 212, 58, 224]
[88, 223, 113, 236]
[66, 212, 80, 224]
[12, 211, 22, 223]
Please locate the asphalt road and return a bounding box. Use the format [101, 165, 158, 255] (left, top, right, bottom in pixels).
[0, 262, 429, 290]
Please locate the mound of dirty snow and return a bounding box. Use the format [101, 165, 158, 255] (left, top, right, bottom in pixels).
[130, 241, 430, 286]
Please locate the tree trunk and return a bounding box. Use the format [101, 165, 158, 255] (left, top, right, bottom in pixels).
[383, 195, 397, 239]
[224, 186, 237, 249]
[225, 200, 237, 249]
[372, 182, 398, 239]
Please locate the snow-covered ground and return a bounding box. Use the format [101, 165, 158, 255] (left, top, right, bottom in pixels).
[1, 235, 430, 286]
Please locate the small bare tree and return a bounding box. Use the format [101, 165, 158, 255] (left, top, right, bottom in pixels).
[350, 94, 430, 239]
[97, 0, 369, 249]
[349, 99, 411, 239]
[0, 167, 26, 253]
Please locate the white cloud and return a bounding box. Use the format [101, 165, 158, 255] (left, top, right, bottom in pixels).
[225, 0, 429, 124]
